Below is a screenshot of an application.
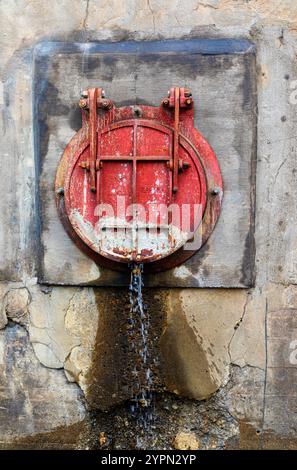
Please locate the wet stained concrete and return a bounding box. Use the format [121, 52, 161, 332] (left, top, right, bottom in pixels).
[85, 288, 166, 410]
[0, 392, 236, 450]
[4, 394, 297, 450]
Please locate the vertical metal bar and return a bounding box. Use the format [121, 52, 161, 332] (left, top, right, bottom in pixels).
[96, 88, 103, 202]
[132, 122, 137, 207]
[88, 88, 99, 192]
[96, 163, 101, 204]
[132, 123, 138, 259]
[173, 87, 180, 193]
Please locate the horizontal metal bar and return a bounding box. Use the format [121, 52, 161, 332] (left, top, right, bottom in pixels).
[98, 224, 170, 229]
[99, 155, 171, 161]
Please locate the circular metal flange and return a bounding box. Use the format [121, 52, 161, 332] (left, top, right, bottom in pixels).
[55, 96, 223, 273]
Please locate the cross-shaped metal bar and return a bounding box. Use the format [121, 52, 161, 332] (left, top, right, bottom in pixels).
[79, 87, 192, 200]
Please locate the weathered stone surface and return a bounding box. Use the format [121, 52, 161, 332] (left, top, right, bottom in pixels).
[225, 366, 265, 427]
[28, 286, 79, 368]
[266, 282, 297, 311]
[255, 28, 297, 287]
[0, 309, 6, 329]
[1, 284, 31, 329]
[5, 287, 30, 326]
[27, 285, 100, 395]
[262, 305, 297, 437]
[0, 0, 297, 451]
[161, 289, 247, 399]
[173, 432, 200, 450]
[0, 323, 85, 445]
[229, 289, 266, 369]
[64, 288, 99, 391]
[0, 283, 8, 329]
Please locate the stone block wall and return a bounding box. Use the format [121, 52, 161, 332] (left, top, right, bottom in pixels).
[1, 0, 297, 449]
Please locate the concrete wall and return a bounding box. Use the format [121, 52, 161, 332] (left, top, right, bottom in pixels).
[1, 0, 297, 449]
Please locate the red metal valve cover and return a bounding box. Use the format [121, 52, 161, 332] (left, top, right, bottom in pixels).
[55, 87, 223, 272]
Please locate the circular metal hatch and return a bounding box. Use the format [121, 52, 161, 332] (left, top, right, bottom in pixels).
[55, 87, 223, 273]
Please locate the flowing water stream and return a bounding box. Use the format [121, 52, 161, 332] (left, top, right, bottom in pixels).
[128, 263, 155, 449]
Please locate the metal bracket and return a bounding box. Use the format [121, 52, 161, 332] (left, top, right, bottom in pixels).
[79, 88, 113, 193]
[163, 87, 192, 192]
[79, 87, 191, 196]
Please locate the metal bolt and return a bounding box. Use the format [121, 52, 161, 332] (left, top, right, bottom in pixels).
[186, 98, 192, 105]
[102, 89, 105, 98]
[81, 90, 88, 98]
[101, 99, 112, 110]
[79, 161, 89, 169]
[211, 187, 220, 196]
[56, 187, 64, 195]
[133, 106, 142, 117]
[163, 99, 169, 106]
[79, 98, 88, 109]
[179, 160, 190, 170]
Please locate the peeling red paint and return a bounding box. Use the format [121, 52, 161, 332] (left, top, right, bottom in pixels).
[55, 88, 223, 272]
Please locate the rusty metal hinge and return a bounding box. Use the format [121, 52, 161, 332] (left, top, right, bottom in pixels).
[163, 87, 193, 192]
[78, 88, 113, 193]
